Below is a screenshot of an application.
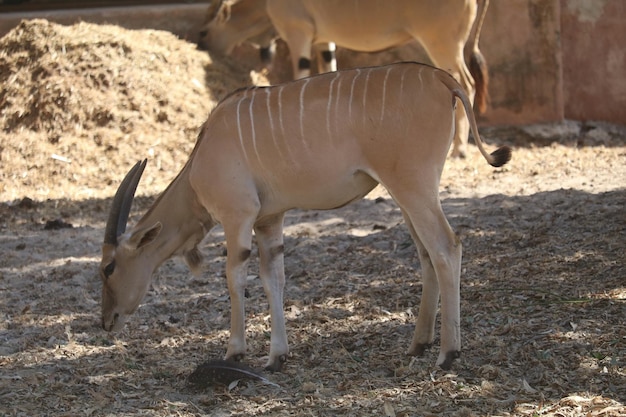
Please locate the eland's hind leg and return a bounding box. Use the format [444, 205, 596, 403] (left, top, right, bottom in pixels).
[393, 193, 462, 370]
[254, 213, 289, 372]
[400, 210, 439, 355]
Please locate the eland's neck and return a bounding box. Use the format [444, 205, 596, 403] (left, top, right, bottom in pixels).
[135, 163, 214, 267]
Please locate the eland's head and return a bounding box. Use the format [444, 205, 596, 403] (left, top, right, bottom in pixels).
[99, 160, 162, 332]
[197, 0, 276, 61]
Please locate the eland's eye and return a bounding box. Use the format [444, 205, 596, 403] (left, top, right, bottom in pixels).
[103, 261, 116, 278]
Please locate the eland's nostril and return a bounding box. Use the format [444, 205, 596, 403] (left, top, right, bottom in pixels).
[197, 31, 209, 50]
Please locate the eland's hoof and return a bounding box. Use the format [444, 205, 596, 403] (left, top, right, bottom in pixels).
[264, 354, 288, 373]
[437, 350, 461, 370]
[406, 343, 432, 357]
[226, 352, 246, 362]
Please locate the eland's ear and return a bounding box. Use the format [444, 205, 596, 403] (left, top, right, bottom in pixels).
[217, 1, 231, 23]
[128, 222, 162, 250]
[205, 0, 224, 22]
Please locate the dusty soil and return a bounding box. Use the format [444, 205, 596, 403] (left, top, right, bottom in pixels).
[1, 20, 625, 417]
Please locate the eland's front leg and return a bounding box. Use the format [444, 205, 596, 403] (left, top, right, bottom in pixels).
[255, 213, 289, 372]
[223, 217, 256, 362]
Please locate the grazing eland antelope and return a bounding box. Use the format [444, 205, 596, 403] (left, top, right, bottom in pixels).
[99, 62, 511, 372]
[199, 0, 490, 158]
[198, 0, 278, 65]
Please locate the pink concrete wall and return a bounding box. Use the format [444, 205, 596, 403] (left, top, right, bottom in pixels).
[560, 0, 626, 124]
[478, 0, 564, 125]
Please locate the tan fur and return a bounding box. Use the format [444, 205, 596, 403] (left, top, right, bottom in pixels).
[100, 63, 510, 371]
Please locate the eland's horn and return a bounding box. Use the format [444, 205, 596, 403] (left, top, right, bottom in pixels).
[104, 159, 147, 245]
[206, 0, 225, 21]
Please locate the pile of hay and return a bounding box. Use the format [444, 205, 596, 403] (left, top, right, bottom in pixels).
[0, 19, 264, 201]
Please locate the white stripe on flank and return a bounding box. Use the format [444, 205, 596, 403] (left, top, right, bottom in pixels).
[379, 67, 392, 124]
[265, 88, 274, 135]
[248, 89, 263, 164]
[399, 66, 408, 99]
[334, 76, 342, 136]
[278, 85, 286, 139]
[265, 88, 278, 150]
[276, 84, 297, 167]
[266, 87, 290, 165]
[429, 68, 439, 91]
[299, 78, 310, 146]
[362, 68, 371, 121]
[417, 66, 424, 96]
[327, 72, 341, 139]
[236, 92, 248, 161]
[349, 68, 361, 120]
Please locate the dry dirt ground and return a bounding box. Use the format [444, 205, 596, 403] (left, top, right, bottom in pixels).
[1, 20, 625, 417]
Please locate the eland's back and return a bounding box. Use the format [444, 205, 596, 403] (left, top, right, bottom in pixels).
[192, 63, 459, 214]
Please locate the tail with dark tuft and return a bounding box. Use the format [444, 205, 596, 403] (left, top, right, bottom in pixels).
[434, 68, 511, 168]
[489, 146, 512, 167]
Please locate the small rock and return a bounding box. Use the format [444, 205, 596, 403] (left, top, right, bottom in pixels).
[17, 197, 35, 209]
[44, 219, 73, 230]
